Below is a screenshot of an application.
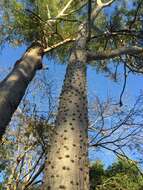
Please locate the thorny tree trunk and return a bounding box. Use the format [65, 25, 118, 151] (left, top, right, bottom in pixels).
[0, 43, 43, 140]
[43, 25, 89, 190]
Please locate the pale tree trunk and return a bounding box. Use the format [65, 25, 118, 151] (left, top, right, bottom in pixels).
[43, 25, 89, 190]
[42, 1, 115, 188]
[0, 43, 43, 140]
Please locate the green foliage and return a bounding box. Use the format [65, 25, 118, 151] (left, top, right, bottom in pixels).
[1, 0, 81, 45]
[1, 0, 143, 68]
[90, 160, 105, 190]
[106, 158, 140, 179]
[96, 174, 143, 190]
[90, 158, 143, 190]
[0, 0, 88, 61]
[0, 140, 15, 187]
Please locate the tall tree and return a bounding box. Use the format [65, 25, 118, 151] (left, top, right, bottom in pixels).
[0, 43, 43, 140]
[1, 0, 143, 189]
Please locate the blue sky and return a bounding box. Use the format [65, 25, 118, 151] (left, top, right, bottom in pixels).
[1, 45, 143, 168]
[1, 44, 143, 101]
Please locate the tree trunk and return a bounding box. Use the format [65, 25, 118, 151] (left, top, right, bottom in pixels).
[43, 25, 89, 189]
[0, 43, 43, 140]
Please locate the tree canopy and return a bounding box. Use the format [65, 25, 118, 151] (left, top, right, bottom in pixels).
[1, 0, 143, 72]
[90, 158, 143, 190]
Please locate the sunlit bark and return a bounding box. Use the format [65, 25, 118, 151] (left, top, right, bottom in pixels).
[0, 43, 43, 140]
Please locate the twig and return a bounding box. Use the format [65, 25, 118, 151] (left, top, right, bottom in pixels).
[88, 0, 92, 40]
[119, 59, 127, 106]
[129, 0, 143, 29]
[22, 164, 45, 190]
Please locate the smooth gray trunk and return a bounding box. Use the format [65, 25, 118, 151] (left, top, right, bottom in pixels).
[0, 43, 43, 140]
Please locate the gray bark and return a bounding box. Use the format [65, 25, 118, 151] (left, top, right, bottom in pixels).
[0, 43, 43, 140]
[87, 46, 143, 61]
[43, 25, 89, 189]
[42, 1, 117, 189]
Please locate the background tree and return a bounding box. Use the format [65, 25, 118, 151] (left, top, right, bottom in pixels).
[89, 160, 105, 190]
[0, 72, 57, 190]
[91, 158, 143, 190]
[1, 93, 143, 189]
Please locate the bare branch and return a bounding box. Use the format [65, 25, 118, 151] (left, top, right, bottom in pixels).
[25, 9, 46, 24]
[22, 163, 45, 190]
[44, 38, 75, 53]
[91, 0, 116, 21]
[97, 0, 115, 7]
[56, 0, 74, 18]
[64, 2, 88, 16]
[119, 59, 128, 106]
[46, 4, 51, 19]
[87, 46, 143, 61]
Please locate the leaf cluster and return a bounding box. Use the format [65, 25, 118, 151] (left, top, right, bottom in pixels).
[90, 158, 143, 190]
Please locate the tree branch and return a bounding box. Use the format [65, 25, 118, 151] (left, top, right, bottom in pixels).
[56, 0, 74, 18]
[91, 29, 143, 40]
[64, 2, 88, 16]
[23, 163, 45, 190]
[43, 38, 75, 53]
[129, 0, 143, 29]
[91, 0, 116, 21]
[87, 46, 143, 61]
[119, 59, 127, 106]
[25, 9, 45, 23]
[88, 0, 92, 40]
